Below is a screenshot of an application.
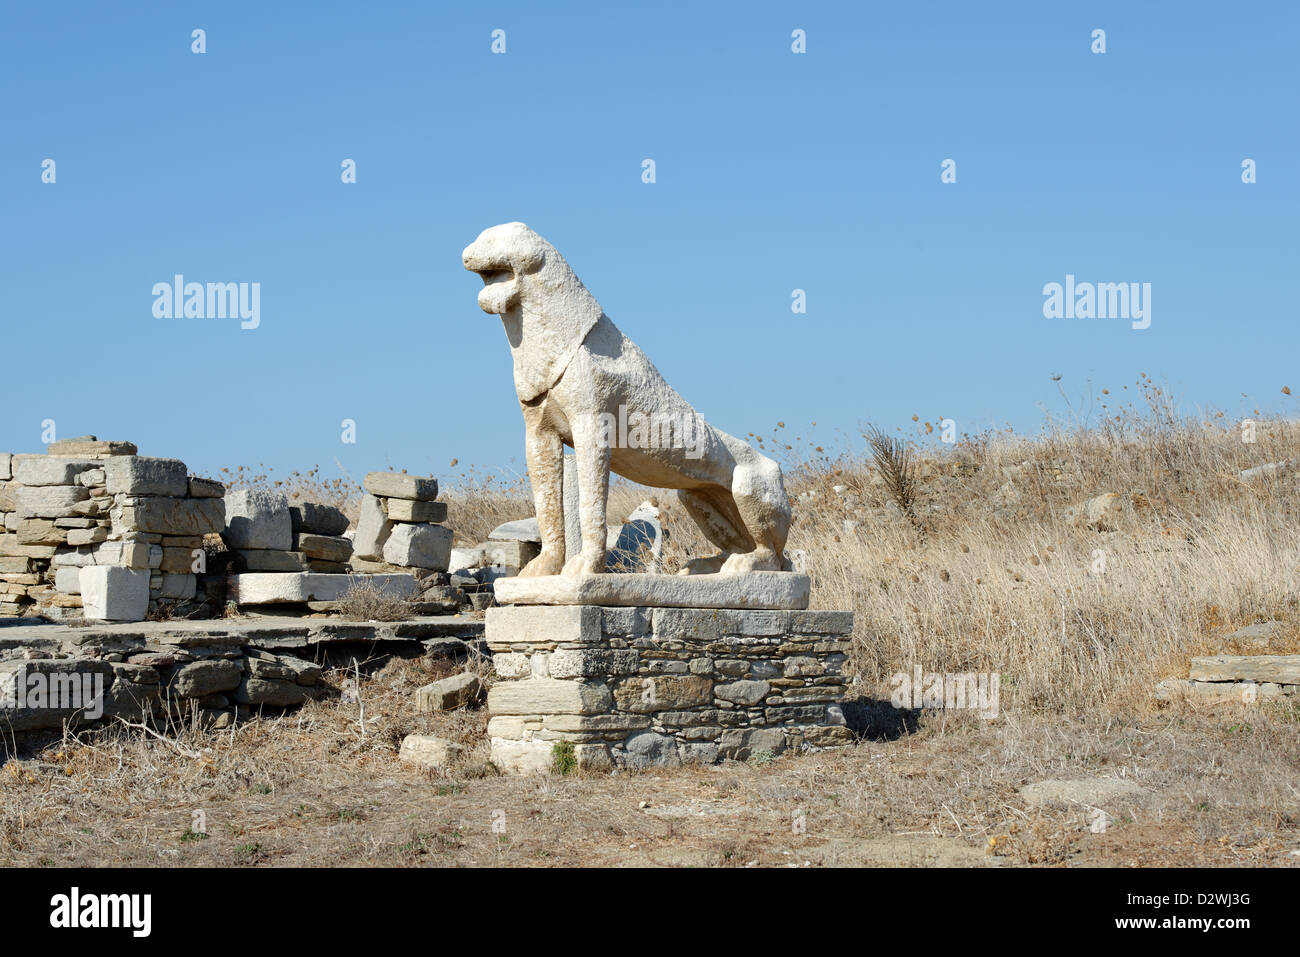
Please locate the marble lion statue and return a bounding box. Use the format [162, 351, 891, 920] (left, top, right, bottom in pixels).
[463, 222, 792, 577]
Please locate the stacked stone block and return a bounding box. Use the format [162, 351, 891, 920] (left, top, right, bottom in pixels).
[222, 490, 352, 573]
[352, 472, 452, 575]
[100, 455, 224, 617]
[485, 604, 854, 773]
[1, 438, 225, 621]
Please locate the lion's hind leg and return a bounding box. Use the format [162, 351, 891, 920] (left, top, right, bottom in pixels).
[676, 487, 753, 575]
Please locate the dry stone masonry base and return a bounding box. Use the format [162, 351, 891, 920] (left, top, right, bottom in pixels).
[0, 615, 485, 734]
[485, 604, 853, 774]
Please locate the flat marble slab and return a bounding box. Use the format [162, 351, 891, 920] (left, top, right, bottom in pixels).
[492, 572, 810, 610]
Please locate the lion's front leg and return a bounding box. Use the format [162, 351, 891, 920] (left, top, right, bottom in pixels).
[561, 413, 611, 576]
[518, 401, 566, 578]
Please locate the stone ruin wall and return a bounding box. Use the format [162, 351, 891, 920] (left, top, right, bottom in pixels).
[0, 438, 226, 622]
[0, 437, 490, 623]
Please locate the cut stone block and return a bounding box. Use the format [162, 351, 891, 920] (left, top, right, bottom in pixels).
[1189, 655, 1300, 685]
[79, 566, 150, 621]
[158, 546, 202, 573]
[66, 526, 109, 546]
[489, 518, 541, 543]
[232, 675, 310, 707]
[234, 549, 311, 572]
[292, 533, 352, 563]
[289, 502, 349, 537]
[230, 572, 417, 605]
[0, 452, 10, 480]
[384, 498, 448, 523]
[11, 455, 97, 486]
[17, 519, 67, 545]
[16, 485, 89, 519]
[307, 559, 348, 574]
[351, 494, 392, 561]
[483, 539, 540, 569]
[486, 678, 612, 715]
[93, 541, 152, 569]
[489, 738, 553, 775]
[714, 679, 771, 705]
[363, 471, 438, 501]
[114, 497, 224, 536]
[449, 545, 486, 573]
[155, 573, 196, 600]
[188, 477, 225, 498]
[613, 675, 713, 712]
[245, 649, 321, 685]
[485, 604, 602, 649]
[399, 734, 464, 771]
[172, 660, 242, 698]
[222, 489, 292, 550]
[416, 672, 482, 711]
[46, 436, 138, 458]
[104, 456, 189, 497]
[382, 523, 452, 570]
[495, 571, 811, 610]
[55, 567, 82, 594]
[0, 534, 58, 559]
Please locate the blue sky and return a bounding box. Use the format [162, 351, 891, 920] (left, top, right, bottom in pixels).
[3, 1, 1296, 485]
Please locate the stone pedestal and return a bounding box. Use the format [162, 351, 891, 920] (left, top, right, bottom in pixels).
[486, 604, 854, 774]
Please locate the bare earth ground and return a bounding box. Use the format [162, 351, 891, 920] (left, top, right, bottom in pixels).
[1, 653, 1297, 868]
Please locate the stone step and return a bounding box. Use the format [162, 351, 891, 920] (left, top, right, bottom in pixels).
[1188, 655, 1300, 685]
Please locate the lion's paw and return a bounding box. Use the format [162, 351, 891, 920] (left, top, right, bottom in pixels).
[519, 550, 564, 578]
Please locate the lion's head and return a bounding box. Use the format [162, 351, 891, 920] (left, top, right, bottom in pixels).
[462, 221, 547, 315]
[463, 222, 604, 403]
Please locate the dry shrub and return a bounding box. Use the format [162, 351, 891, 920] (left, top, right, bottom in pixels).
[337, 578, 414, 622]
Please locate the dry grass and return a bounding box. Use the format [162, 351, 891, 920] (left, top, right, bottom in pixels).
[649, 388, 1300, 717]
[1, 653, 1297, 867]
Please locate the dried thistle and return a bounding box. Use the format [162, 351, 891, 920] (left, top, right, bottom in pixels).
[864, 424, 922, 535]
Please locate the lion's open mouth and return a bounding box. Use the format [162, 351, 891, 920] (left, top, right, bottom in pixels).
[475, 268, 520, 314]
